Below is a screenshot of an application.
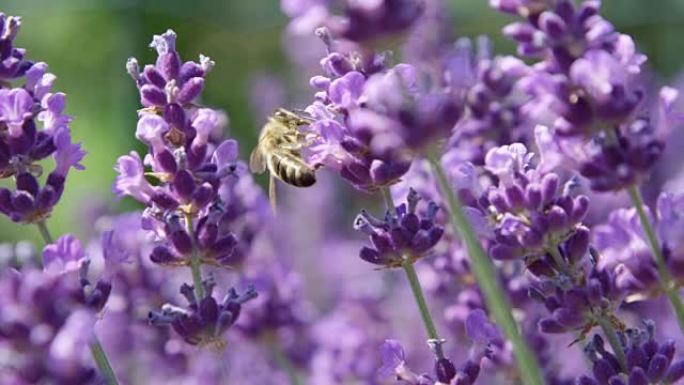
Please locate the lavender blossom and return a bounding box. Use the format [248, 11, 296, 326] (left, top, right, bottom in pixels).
[0, 27, 85, 223]
[578, 322, 684, 385]
[302, 30, 461, 192]
[0, 13, 32, 81]
[148, 277, 257, 347]
[377, 310, 495, 385]
[463, 143, 589, 266]
[283, 0, 424, 45]
[0, 267, 97, 383]
[118, 30, 247, 268]
[494, 1, 664, 193]
[354, 188, 444, 267]
[594, 192, 684, 297]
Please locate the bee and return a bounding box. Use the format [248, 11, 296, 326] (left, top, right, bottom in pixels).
[249, 108, 317, 210]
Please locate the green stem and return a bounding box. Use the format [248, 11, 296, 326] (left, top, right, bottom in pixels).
[595, 315, 627, 372]
[627, 185, 684, 332]
[184, 214, 205, 301]
[269, 338, 302, 385]
[380, 187, 444, 358]
[426, 153, 544, 385]
[89, 336, 119, 385]
[34, 220, 54, 267]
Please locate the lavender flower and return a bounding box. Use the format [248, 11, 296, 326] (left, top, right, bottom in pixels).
[494, 0, 664, 193]
[283, 0, 424, 44]
[302, 30, 461, 192]
[0, 267, 97, 383]
[148, 277, 257, 347]
[118, 30, 246, 268]
[377, 310, 495, 385]
[462, 143, 589, 266]
[354, 188, 444, 267]
[594, 191, 684, 297]
[0, 13, 32, 81]
[578, 322, 684, 385]
[446, 39, 533, 165]
[0, 28, 84, 223]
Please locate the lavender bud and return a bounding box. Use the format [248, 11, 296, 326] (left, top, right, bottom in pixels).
[150, 245, 177, 264]
[539, 11, 567, 39]
[158, 52, 180, 81]
[176, 77, 204, 104]
[525, 184, 542, 210]
[628, 367, 648, 385]
[15, 172, 39, 195]
[173, 169, 196, 200]
[504, 184, 525, 209]
[141, 84, 166, 106]
[565, 227, 589, 263]
[435, 358, 457, 383]
[570, 195, 590, 223]
[143, 65, 166, 88]
[541, 174, 559, 203]
[170, 229, 193, 255]
[156, 149, 178, 174]
[547, 205, 568, 232]
[164, 102, 186, 128]
[647, 354, 669, 382]
[593, 358, 618, 384]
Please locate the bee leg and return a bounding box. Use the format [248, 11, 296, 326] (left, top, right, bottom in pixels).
[269, 174, 277, 213]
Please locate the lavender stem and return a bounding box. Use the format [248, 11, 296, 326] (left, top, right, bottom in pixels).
[89, 336, 119, 385]
[426, 153, 544, 385]
[36, 220, 54, 244]
[594, 315, 627, 372]
[184, 214, 205, 302]
[627, 185, 684, 332]
[380, 187, 444, 358]
[34, 220, 53, 267]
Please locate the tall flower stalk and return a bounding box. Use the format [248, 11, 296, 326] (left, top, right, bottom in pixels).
[379, 187, 444, 357]
[426, 153, 545, 385]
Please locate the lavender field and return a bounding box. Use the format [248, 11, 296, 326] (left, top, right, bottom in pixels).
[1, 1, 684, 384]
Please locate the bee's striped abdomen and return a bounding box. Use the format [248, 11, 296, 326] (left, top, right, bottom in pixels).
[268, 151, 316, 187]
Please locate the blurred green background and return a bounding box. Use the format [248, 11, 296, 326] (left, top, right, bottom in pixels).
[2, 0, 684, 242]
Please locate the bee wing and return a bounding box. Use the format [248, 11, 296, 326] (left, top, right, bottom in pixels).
[249, 145, 267, 173]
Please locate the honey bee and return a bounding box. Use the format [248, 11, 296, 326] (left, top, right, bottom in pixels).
[249, 108, 317, 210]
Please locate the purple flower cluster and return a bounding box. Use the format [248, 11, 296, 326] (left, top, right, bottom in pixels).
[354, 188, 444, 267]
[115, 30, 267, 347]
[458, 143, 589, 266]
[448, 40, 533, 165]
[0, 14, 31, 81]
[302, 29, 462, 192]
[0, 233, 119, 384]
[119, 30, 242, 268]
[494, 0, 663, 192]
[0, 13, 85, 223]
[149, 277, 257, 346]
[378, 310, 498, 385]
[283, 0, 424, 44]
[579, 322, 684, 385]
[594, 192, 684, 297]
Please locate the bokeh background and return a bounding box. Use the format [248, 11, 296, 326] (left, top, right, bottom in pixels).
[2, 0, 684, 242]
